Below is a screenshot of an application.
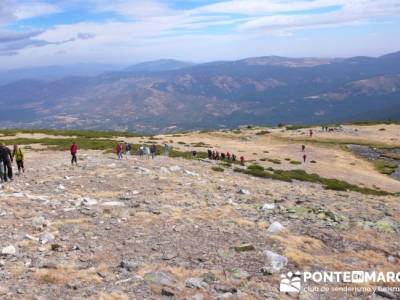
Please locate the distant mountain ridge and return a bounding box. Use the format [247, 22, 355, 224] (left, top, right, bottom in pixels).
[0, 51, 399, 133]
[124, 59, 195, 73]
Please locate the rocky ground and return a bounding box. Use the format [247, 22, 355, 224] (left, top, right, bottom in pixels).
[0, 145, 399, 300]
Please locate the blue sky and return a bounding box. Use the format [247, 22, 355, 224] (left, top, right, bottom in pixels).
[0, 0, 400, 69]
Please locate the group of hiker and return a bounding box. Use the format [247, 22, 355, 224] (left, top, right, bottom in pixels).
[321, 126, 340, 132]
[207, 149, 245, 165]
[70, 142, 171, 164]
[0, 144, 25, 183]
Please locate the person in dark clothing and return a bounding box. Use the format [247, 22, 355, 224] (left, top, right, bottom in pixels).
[221, 153, 226, 160]
[192, 150, 197, 158]
[150, 144, 157, 159]
[125, 143, 132, 160]
[226, 152, 231, 160]
[207, 149, 212, 160]
[0, 144, 13, 182]
[309, 129, 313, 137]
[70, 142, 78, 165]
[303, 154, 307, 163]
[216, 151, 220, 160]
[0, 160, 3, 183]
[232, 154, 237, 162]
[240, 156, 245, 166]
[302, 145, 306, 152]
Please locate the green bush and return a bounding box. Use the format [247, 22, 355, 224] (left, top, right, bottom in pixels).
[256, 130, 271, 135]
[373, 160, 398, 175]
[212, 166, 225, 172]
[234, 167, 389, 196]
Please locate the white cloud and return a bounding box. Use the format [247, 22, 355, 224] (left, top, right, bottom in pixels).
[237, 0, 400, 32]
[193, 0, 345, 15]
[0, 0, 400, 66]
[14, 2, 61, 20]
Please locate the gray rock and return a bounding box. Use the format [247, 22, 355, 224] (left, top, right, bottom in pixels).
[24, 234, 39, 242]
[226, 267, 251, 280]
[185, 170, 199, 177]
[120, 259, 139, 272]
[80, 197, 98, 206]
[37, 259, 57, 269]
[32, 216, 50, 228]
[144, 271, 175, 286]
[185, 277, 208, 289]
[161, 286, 175, 297]
[169, 166, 181, 172]
[39, 232, 55, 244]
[238, 189, 250, 195]
[214, 285, 237, 293]
[1, 245, 17, 256]
[267, 222, 285, 234]
[262, 203, 276, 211]
[218, 293, 234, 299]
[262, 250, 288, 274]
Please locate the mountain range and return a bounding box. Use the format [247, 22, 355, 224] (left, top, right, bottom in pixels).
[0, 52, 399, 133]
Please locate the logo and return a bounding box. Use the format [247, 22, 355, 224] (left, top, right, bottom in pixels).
[280, 271, 301, 293]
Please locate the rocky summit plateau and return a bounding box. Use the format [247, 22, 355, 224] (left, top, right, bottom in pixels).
[0, 123, 399, 299]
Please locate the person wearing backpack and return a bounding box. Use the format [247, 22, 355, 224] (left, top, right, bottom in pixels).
[70, 142, 78, 165]
[116, 143, 123, 160]
[125, 143, 132, 160]
[0, 143, 13, 182]
[12, 144, 25, 174]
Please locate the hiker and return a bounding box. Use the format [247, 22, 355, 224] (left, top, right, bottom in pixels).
[302, 145, 306, 152]
[216, 151, 220, 160]
[70, 142, 78, 165]
[240, 156, 245, 166]
[0, 159, 3, 183]
[138, 145, 144, 158]
[192, 150, 197, 158]
[12, 144, 25, 174]
[0, 144, 13, 182]
[163, 143, 170, 157]
[144, 146, 151, 159]
[116, 143, 123, 160]
[150, 144, 157, 159]
[125, 143, 132, 160]
[232, 154, 237, 162]
[212, 151, 216, 160]
[303, 154, 307, 163]
[309, 129, 313, 137]
[221, 153, 226, 160]
[207, 149, 212, 160]
[227, 152, 231, 160]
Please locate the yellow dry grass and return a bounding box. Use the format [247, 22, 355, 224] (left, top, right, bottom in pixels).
[35, 266, 102, 286]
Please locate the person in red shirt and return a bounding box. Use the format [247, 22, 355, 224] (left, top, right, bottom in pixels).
[240, 156, 245, 166]
[116, 143, 123, 160]
[70, 142, 78, 165]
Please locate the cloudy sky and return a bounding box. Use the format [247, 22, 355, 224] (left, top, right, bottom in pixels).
[1, 0, 400, 68]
